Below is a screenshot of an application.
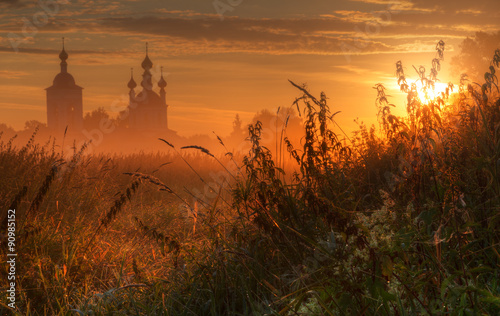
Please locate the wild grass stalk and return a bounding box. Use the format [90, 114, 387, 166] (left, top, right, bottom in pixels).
[2, 40, 500, 315]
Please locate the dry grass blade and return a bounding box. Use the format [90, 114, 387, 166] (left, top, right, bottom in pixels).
[289, 80, 320, 105]
[1, 186, 28, 233]
[24, 160, 64, 220]
[181, 145, 215, 158]
[9, 186, 28, 210]
[213, 131, 225, 147]
[182, 145, 237, 181]
[101, 179, 141, 228]
[124, 172, 173, 193]
[124, 172, 193, 209]
[134, 216, 181, 266]
[133, 216, 179, 250]
[158, 138, 175, 149]
[152, 161, 173, 174]
[69, 141, 90, 165]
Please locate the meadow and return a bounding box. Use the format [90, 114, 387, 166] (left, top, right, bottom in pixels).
[1, 42, 499, 315]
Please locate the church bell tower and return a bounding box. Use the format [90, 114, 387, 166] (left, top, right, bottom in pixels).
[46, 38, 83, 132]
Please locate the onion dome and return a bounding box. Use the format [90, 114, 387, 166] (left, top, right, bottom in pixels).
[158, 66, 167, 88]
[46, 38, 82, 91]
[59, 37, 68, 61]
[127, 68, 137, 89]
[141, 55, 153, 70]
[59, 37, 68, 73]
[59, 48, 68, 62]
[141, 42, 153, 70]
[140, 43, 153, 90]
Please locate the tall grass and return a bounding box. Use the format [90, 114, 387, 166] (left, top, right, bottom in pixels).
[1, 40, 499, 315]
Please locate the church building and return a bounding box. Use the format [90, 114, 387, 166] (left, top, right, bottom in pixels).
[46, 39, 83, 132]
[45, 40, 170, 134]
[127, 44, 169, 131]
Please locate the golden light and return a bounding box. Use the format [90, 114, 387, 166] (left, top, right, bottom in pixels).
[414, 81, 450, 104]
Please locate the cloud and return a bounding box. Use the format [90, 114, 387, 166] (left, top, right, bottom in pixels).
[1, 3, 498, 57]
[349, 0, 499, 13]
[348, 0, 420, 12]
[0, 101, 44, 111]
[0, 70, 28, 78]
[0, 45, 109, 55]
[97, 16, 398, 55]
[323, 10, 387, 23]
[411, 0, 499, 12]
[0, 0, 28, 8]
[95, 14, 497, 55]
[154, 9, 221, 19]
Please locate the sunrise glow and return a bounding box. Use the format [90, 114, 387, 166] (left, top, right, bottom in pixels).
[1, 1, 499, 141]
[414, 81, 452, 105]
[1, 1, 500, 315]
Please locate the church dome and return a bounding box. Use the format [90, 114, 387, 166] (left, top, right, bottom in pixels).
[46, 38, 82, 90]
[59, 48, 68, 61]
[158, 75, 167, 88]
[135, 89, 163, 108]
[52, 72, 78, 88]
[128, 77, 137, 89]
[127, 68, 137, 89]
[141, 55, 153, 70]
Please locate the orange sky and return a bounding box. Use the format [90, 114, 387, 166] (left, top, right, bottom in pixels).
[1, 0, 499, 137]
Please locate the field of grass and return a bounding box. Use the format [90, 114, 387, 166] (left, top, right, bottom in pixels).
[1, 42, 499, 315]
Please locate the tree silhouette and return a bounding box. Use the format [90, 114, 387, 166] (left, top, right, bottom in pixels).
[231, 114, 244, 138]
[83, 107, 110, 130]
[451, 31, 500, 81]
[24, 120, 46, 131]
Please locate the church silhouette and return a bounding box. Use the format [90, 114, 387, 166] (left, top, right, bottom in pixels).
[46, 39, 170, 133]
[46, 38, 83, 132]
[127, 43, 169, 131]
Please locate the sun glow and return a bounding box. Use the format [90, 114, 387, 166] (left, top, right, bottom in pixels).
[414, 81, 450, 104]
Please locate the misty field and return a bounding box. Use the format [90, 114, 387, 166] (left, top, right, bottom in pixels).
[1, 42, 500, 315]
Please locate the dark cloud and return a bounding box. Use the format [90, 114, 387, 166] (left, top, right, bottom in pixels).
[351, 0, 500, 13]
[100, 16, 344, 42]
[99, 11, 496, 42]
[0, 0, 28, 8]
[410, 0, 500, 12]
[96, 14, 489, 55]
[389, 11, 499, 30]
[2, 3, 498, 56]
[99, 16, 394, 54]
[0, 45, 106, 55]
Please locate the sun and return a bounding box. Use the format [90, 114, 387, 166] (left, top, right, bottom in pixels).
[414, 81, 450, 104]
